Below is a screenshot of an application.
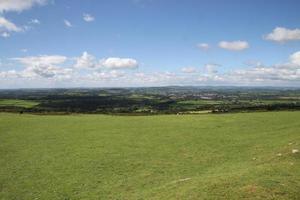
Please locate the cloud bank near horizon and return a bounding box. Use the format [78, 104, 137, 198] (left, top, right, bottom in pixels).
[1, 51, 300, 88]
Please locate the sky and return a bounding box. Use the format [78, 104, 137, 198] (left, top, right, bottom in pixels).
[0, 0, 300, 88]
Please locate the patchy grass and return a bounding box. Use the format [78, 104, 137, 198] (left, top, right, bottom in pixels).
[178, 100, 223, 105]
[0, 99, 39, 108]
[0, 112, 299, 199]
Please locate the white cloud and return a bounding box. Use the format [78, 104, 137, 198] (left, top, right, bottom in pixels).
[218, 40, 249, 51]
[1, 54, 138, 87]
[181, 67, 197, 73]
[0, 16, 22, 33]
[226, 66, 300, 83]
[14, 55, 67, 66]
[197, 43, 210, 50]
[2, 51, 300, 88]
[21, 49, 28, 53]
[0, 1, 46, 37]
[23, 64, 72, 78]
[205, 63, 220, 74]
[13, 55, 71, 78]
[0, 0, 47, 13]
[223, 52, 300, 83]
[0, 70, 20, 78]
[0, 17, 23, 37]
[83, 14, 95, 22]
[87, 70, 125, 80]
[264, 27, 300, 43]
[99, 57, 138, 69]
[289, 51, 300, 66]
[29, 19, 40, 24]
[74, 52, 139, 70]
[1, 32, 9, 38]
[74, 52, 97, 69]
[63, 19, 72, 27]
[131, 71, 184, 86]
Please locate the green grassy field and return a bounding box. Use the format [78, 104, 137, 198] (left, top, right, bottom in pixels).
[0, 112, 299, 199]
[0, 99, 39, 108]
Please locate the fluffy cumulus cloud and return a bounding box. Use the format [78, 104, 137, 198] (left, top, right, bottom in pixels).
[83, 14, 95, 22]
[226, 66, 299, 84]
[264, 27, 300, 43]
[181, 67, 197, 73]
[74, 52, 139, 70]
[178, 52, 300, 86]
[224, 51, 300, 84]
[99, 57, 139, 69]
[1, 51, 300, 88]
[22, 64, 72, 78]
[218, 40, 249, 51]
[74, 52, 97, 69]
[0, 0, 47, 13]
[290, 51, 300, 65]
[11, 55, 72, 78]
[0, 52, 141, 87]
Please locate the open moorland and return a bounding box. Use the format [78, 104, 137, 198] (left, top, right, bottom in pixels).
[0, 111, 299, 199]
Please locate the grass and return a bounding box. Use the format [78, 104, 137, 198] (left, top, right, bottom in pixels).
[175, 100, 223, 110]
[0, 112, 299, 199]
[238, 99, 300, 104]
[0, 99, 39, 108]
[178, 100, 223, 105]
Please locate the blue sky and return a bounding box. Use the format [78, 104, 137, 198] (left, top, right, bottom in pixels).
[0, 0, 300, 88]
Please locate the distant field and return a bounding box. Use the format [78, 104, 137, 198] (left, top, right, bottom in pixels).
[178, 100, 223, 105]
[0, 112, 299, 199]
[0, 99, 39, 108]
